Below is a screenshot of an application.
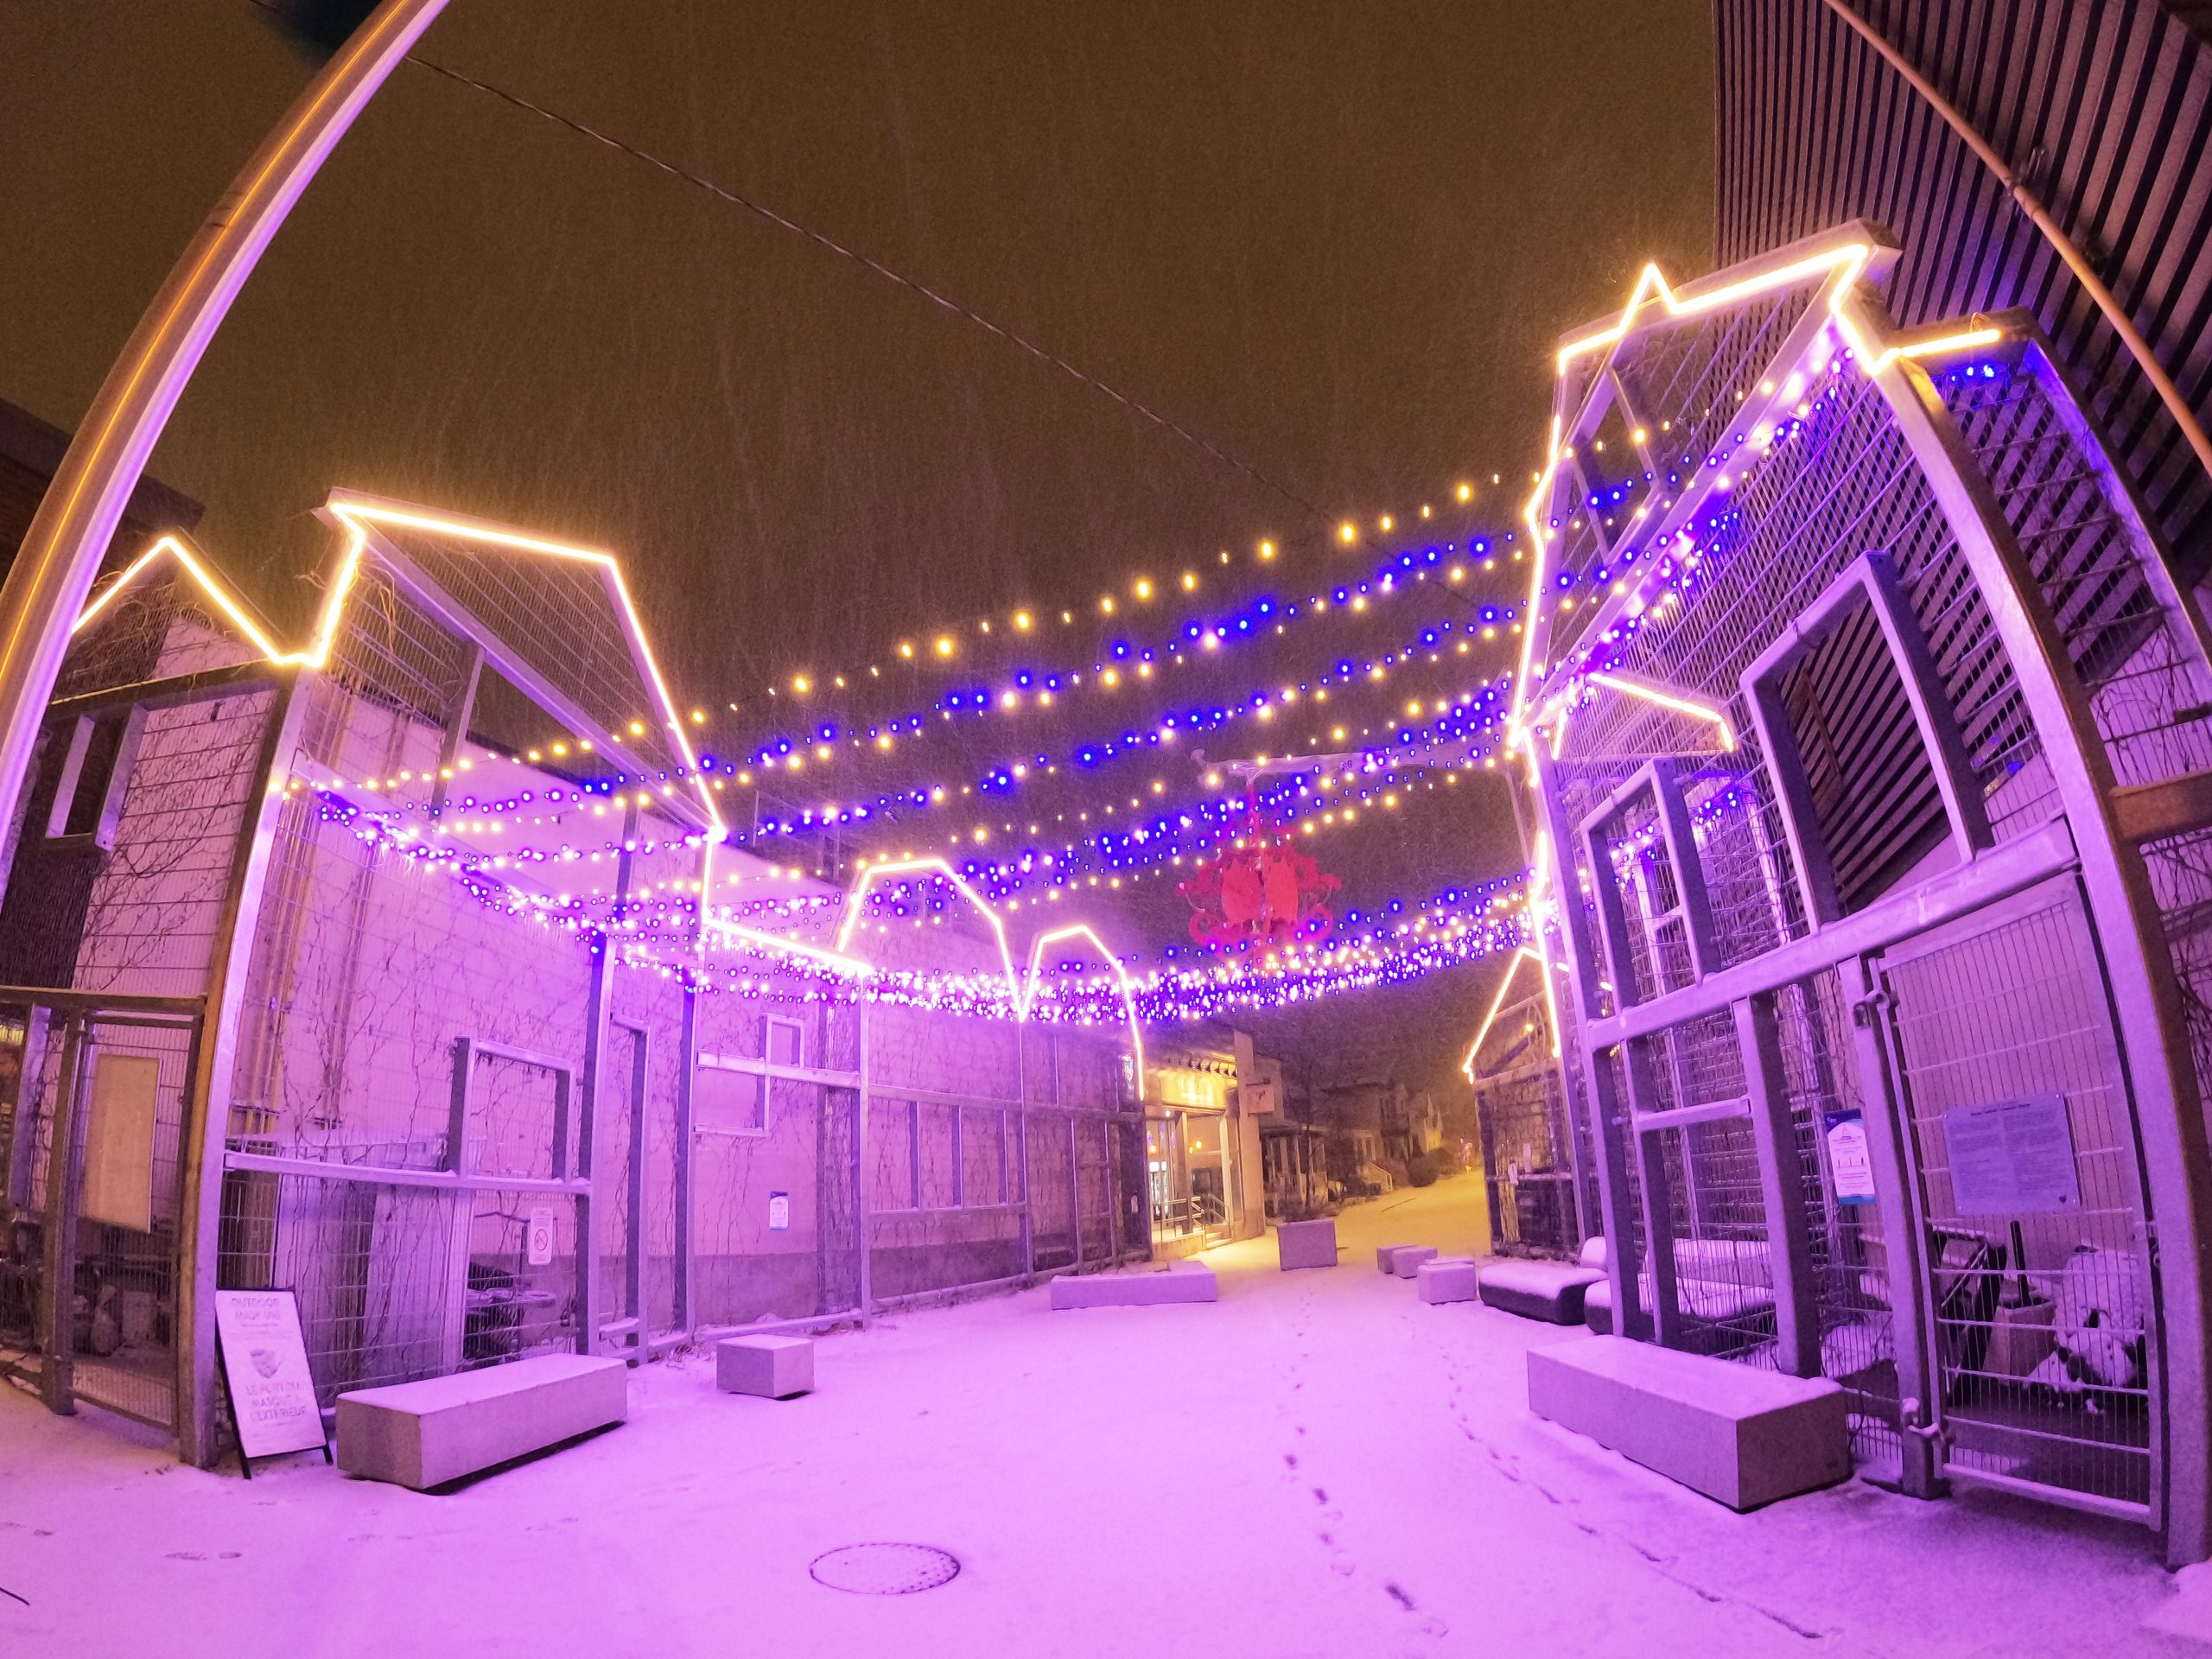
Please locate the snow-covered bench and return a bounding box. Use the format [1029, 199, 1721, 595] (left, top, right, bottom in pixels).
[1478, 1236, 1607, 1324]
[1528, 1333, 1847, 1510]
[1050, 1259, 1217, 1308]
[1584, 1237, 1776, 1351]
[336, 1353, 627, 1491]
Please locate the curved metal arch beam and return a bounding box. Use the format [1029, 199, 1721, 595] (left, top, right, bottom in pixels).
[0, 0, 450, 906]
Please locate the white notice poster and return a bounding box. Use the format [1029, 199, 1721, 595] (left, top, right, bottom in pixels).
[213, 1289, 327, 1462]
[1823, 1111, 1878, 1206]
[1942, 1095, 2082, 1215]
[80, 1052, 159, 1231]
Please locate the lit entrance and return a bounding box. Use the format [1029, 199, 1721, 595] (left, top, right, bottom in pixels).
[1146, 1108, 1229, 1251]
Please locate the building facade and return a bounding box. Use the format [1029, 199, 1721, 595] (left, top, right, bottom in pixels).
[1714, 0, 2212, 580]
[0, 495, 1147, 1470]
[1483, 215, 2212, 1567]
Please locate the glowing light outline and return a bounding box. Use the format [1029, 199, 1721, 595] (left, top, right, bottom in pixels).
[1459, 945, 1535, 1083]
[1508, 238, 2005, 747]
[833, 855, 1146, 1099]
[73, 534, 289, 661]
[1575, 671, 1738, 752]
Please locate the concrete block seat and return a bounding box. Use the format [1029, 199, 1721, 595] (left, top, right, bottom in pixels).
[1376, 1244, 1419, 1273]
[1529, 1334, 1847, 1510]
[1584, 1239, 1777, 1352]
[717, 1334, 813, 1398]
[1478, 1236, 1607, 1324]
[1416, 1256, 1480, 1304]
[1051, 1259, 1217, 1309]
[1277, 1218, 1338, 1271]
[337, 1354, 626, 1491]
[1389, 1244, 1440, 1280]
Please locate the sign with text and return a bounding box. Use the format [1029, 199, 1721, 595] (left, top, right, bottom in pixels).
[213, 1289, 325, 1463]
[1942, 1095, 2082, 1215]
[526, 1205, 557, 1267]
[1822, 1111, 1878, 1206]
[768, 1192, 791, 1232]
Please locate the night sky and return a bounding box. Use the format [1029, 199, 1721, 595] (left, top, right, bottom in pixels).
[0, 1, 1713, 1093]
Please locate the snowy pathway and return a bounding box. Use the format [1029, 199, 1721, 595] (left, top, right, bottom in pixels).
[1, 1176, 2204, 1657]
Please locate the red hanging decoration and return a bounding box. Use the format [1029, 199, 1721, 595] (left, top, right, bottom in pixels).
[1177, 779, 1341, 950]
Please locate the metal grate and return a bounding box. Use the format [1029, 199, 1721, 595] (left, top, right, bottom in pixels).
[809, 1543, 960, 1595]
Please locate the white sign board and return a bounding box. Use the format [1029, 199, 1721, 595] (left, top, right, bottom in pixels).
[1943, 1095, 2082, 1215]
[526, 1205, 557, 1267]
[768, 1192, 791, 1232]
[213, 1289, 326, 1463]
[1823, 1111, 1878, 1206]
[80, 1052, 159, 1232]
[1241, 1081, 1277, 1116]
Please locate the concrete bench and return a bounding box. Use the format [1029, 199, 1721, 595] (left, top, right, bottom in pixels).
[1051, 1260, 1217, 1308]
[716, 1334, 813, 1398]
[1478, 1236, 1607, 1324]
[1390, 1244, 1440, 1280]
[337, 1354, 626, 1491]
[1417, 1257, 1479, 1304]
[1377, 1244, 1419, 1273]
[1528, 1334, 1847, 1511]
[1277, 1217, 1338, 1270]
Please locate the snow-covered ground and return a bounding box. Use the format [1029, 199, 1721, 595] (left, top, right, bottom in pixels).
[3, 1176, 2207, 1657]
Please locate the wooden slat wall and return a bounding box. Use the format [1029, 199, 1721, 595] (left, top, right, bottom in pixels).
[1714, 0, 2212, 578]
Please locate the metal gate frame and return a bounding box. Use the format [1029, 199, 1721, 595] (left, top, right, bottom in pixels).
[1860, 875, 2161, 1524]
[0, 987, 205, 1431]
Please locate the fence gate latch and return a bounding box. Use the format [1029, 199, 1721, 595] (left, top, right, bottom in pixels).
[1850, 988, 1892, 1029]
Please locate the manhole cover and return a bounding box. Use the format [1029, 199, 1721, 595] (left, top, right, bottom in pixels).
[808, 1543, 961, 1596]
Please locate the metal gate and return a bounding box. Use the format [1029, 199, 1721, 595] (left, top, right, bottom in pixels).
[1871, 880, 2158, 1521]
[0, 991, 203, 1432]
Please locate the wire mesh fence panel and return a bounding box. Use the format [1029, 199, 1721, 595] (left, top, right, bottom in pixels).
[611, 972, 686, 1338]
[1771, 970, 1905, 1478]
[1474, 979, 1580, 1258]
[2145, 825, 2212, 1161]
[691, 993, 856, 1328]
[0, 1007, 62, 1382]
[1878, 887, 2154, 1514]
[596, 1024, 639, 1341]
[461, 1188, 581, 1365]
[233, 791, 598, 1171]
[1942, 356, 2212, 793]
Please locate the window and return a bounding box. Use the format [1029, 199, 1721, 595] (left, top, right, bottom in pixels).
[44, 709, 145, 849]
[1741, 552, 1989, 924]
[694, 1058, 766, 1136]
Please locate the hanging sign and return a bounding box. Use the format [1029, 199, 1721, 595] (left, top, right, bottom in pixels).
[526, 1205, 557, 1267]
[213, 1288, 327, 1473]
[1823, 1111, 1878, 1206]
[1943, 1095, 2081, 1214]
[768, 1192, 791, 1231]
